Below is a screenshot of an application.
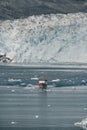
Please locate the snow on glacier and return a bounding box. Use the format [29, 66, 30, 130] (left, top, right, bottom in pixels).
[0, 13, 87, 63]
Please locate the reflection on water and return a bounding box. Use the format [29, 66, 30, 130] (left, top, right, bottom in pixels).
[0, 85, 87, 130]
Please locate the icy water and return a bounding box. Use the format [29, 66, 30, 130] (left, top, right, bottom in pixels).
[0, 65, 87, 130]
[1, 65, 87, 87]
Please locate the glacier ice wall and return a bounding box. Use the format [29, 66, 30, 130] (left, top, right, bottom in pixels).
[0, 13, 87, 63]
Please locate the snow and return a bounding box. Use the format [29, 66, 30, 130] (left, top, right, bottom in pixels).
[0, 13, 87, 63]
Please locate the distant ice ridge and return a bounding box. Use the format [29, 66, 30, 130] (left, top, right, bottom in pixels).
[0, 12, 87, 63]
[74, 118, 87, 130]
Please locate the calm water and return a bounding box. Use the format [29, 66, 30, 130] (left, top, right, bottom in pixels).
[0, 65, 87, 130]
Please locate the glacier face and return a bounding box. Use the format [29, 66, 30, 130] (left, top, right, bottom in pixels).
[0, 13, 87, 63]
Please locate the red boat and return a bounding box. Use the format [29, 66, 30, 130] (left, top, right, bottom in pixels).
[38, 79, 47, 89]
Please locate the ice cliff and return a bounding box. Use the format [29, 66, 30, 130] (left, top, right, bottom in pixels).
[0, 13, 87, 63]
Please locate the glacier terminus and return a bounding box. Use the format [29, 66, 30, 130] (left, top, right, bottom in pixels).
[0, 12, 87, 63]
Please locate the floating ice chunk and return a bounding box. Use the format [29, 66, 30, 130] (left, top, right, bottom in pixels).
[81, 80, 86, 85]
[81, 80, 86, 83]
[8, 78, 22, 82]
[51, 79, 60, 82]
[11, 90, 15, 92]
[24, 85, 37, 90]
[84, 108, 87, 110]
[48, 104, 51, 107]
[35, 115, 39, 118]
[69, 80, 72, 82]
[31, 78, 39, 80]
[11, 121, 16, 125]
[26, 84, 33, 87]
[74, 122, 82, 127]
[20, 83, 26, 86]
[74, 118, 87, 130]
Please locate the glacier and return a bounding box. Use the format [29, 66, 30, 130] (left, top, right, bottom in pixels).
[0, 12, 87, 63]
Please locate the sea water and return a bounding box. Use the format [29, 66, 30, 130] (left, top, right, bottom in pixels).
[0, 65, 87, 130]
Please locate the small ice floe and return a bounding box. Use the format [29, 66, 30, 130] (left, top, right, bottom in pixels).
[35, 115, 39, 119]
[81, 80, 86, 83]
[11, 121, 16, 125]
[74, 118, 87, 130]
[48, 104, 51, 107]
[11, 90, 15, 93]
[84, 108, 87, 110]
[26, 84, 33, 87]
[24, 84, 37, 90]
[20, 83, 26, 86]
[81, 80, 86, 85]
[51, 79, 60, 82]
[69, 80, 72, 82]
[8, 78, 22, 82]
[31, 77, 39, 80]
